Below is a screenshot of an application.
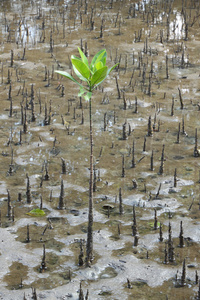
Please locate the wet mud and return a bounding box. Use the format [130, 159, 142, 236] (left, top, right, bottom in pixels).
[0, 0, 200, 299]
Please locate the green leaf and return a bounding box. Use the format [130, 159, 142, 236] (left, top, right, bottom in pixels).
[73, 65, 89, 82]
[91, 63, 118, 90]
[90, 49, 107, 72]
[91, 66, 108, 88]
[27, 208, 46, 217]
[149, 221, 161, 228]
[71, 55, 90, 82]
[84, 92, 92, 101]
[71, 58, 90, 81]
[55, 70, 84, 89]
[93, 53, 107, 73]
[93, 57, 106, 72]
[71, 55, 82, 61]
[78, 47, 89, 68]
[101, 56, 107, 67]
[107, 63, 119, 76]
[95, 61, 103, 70]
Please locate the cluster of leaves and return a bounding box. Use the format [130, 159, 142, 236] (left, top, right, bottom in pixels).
[56, 48, 118, 101]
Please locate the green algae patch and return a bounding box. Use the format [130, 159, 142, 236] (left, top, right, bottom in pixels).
[27, 208, 46, 217]
[149, 222, 161, 229]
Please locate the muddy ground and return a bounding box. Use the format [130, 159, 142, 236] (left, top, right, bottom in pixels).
[0, 0, 200, 299]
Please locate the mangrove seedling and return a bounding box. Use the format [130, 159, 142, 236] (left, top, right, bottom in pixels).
[55, 48, 118, 266]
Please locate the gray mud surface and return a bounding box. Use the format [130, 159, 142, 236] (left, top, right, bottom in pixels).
[0, 0, 200, 299]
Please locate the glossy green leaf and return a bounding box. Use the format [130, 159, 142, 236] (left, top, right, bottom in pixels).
[55, 70, 84, 89]
[95, 61, 103, 70]
[71, 58, 90, 81]
[101, 56, 106, 67]
[91, 66, 108, 88]
[91, 63, 118, 90]
[107, 63, 119, 76]
[93, 56, 106, 72]
[71, 53, 91, 81]
[90, 49, 107, 72]
[73, 65, 88, 82]
[71, 55, 82, 61]
[78, 47, 89, 68]
[27, 208, 46, 217]
[70, 55, 89, 81]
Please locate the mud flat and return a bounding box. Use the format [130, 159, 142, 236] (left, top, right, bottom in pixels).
[0, 0, 200, 299]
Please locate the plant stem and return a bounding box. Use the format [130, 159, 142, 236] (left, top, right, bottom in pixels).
[86, 96, 93, 266]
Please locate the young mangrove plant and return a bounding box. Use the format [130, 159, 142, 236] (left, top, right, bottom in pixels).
[55, 47, 118, 266]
